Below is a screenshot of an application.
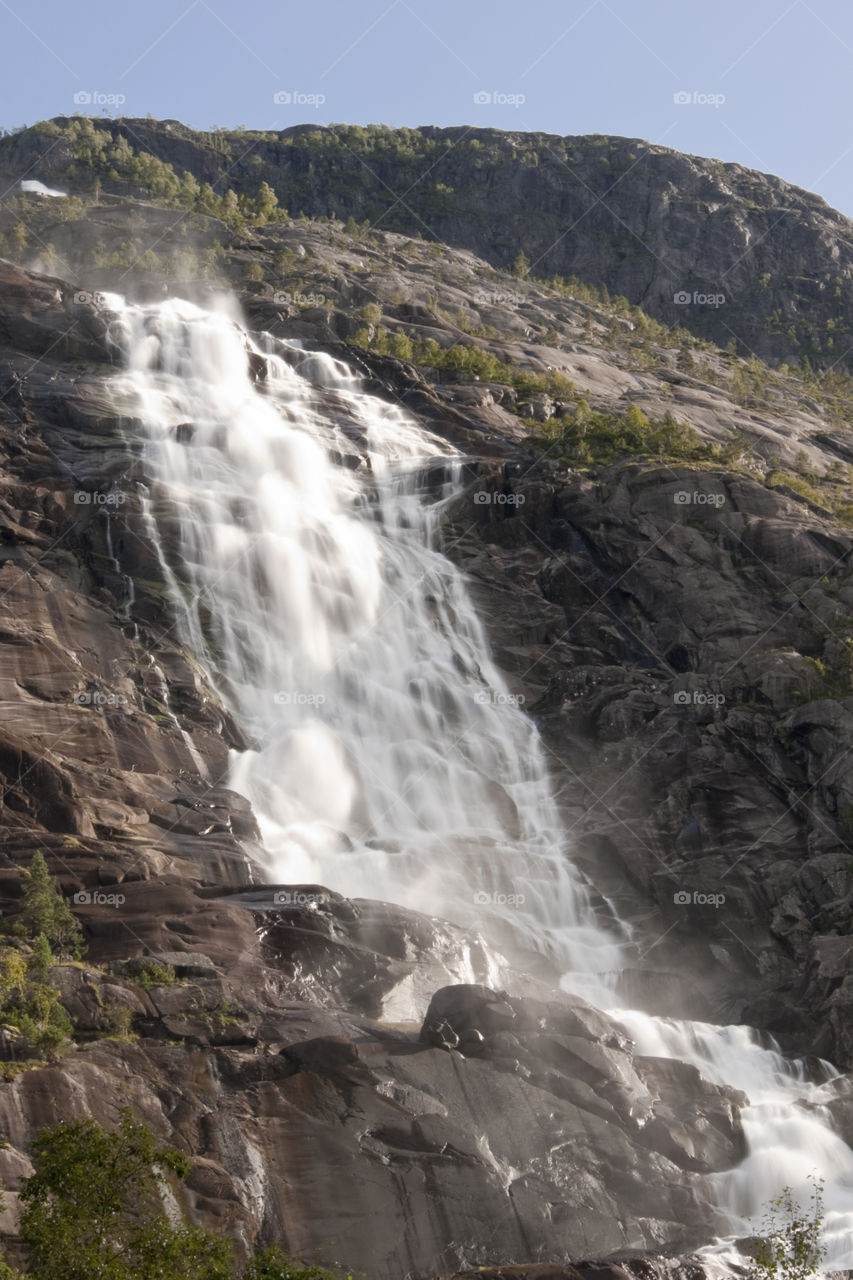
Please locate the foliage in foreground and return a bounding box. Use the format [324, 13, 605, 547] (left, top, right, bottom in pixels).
[749, 1175, 826, 1280]
[0, 1112, 350, 1280]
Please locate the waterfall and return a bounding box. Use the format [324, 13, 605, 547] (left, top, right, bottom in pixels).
[109, 297, 622, 983]
[108, 295, 853, 1270]
[614, 1011, 853, 1268]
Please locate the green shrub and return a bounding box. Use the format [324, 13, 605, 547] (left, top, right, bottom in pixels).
[135, 960, 177, 991]
[749, 1175, 825, 1280]
[801, 641, 853, 700]
[0, 939, 72, 1060]
[512, 250, 530, 278]
[527, 402, 714, 467]
[390, 332, 413, 360]
[0, 1111, 358, 1279]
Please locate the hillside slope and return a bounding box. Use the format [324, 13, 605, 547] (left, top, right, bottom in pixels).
[2, 118, 853, 368]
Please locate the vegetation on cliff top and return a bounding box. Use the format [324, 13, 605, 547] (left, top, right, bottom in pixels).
[3, 114, 853, 370]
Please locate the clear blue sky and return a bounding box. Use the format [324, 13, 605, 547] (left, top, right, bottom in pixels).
[3, 0, 853, 214]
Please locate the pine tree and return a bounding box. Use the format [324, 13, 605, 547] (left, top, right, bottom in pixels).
[512, 250, 530, 279]
[18, 853, 84, 959]
[29, 934, 53, 982]
[623, 404, 650, 432]
[255, 181, 278, 221]
[19, 852, 56, 941]
[51, 896, 84, 961]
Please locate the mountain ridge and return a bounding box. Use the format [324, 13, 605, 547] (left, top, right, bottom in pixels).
[3, 117, 853, 370]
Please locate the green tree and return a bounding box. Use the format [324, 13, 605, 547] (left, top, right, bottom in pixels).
[19, 1111, 233, 1280]
[50, 896, 83, 961]
[390, 332, 413, 361]
[178, 171, 200, 209]
[574, 398, 593, 429]
[221, 189, 241, 225]
[17, 853, 83, 960]
[750, 1176, 826, 1280]
[512, 249, 530, 278]
[255, 181, 278, 222]
[28, 935, 52, 983]
[622, 403, 650, 432]
[0, 948, 26, 1005]
[18, 854, 56, 941]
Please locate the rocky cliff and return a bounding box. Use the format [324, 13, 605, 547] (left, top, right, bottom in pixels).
[1, 159, 853, 1276]
[3, 118, 853, 369]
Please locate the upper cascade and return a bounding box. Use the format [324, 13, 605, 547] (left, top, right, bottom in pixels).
[109, 296, 623, 986]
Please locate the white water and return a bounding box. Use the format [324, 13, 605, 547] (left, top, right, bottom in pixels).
[615, 1012, 853, 1268]
[108, 296, 853, 1270]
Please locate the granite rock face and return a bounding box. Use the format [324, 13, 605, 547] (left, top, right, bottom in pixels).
[440, 457, 853, 1064]
[0, 253, 851, 1276]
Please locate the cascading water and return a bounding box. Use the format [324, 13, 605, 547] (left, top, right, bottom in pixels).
[614, 1013, 853, 1268]
[112, 296, 621, 984]
[108, 295, 853, 1270]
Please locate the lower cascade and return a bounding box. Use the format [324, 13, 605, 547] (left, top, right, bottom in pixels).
[110, 296, 853, 1270]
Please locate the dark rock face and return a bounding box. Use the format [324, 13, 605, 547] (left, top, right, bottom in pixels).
[439, 457, 853, 1065]
[420, 984, 746, 1177]
[0, 893, 746, 1277]
[1, 254, 852, 1276]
